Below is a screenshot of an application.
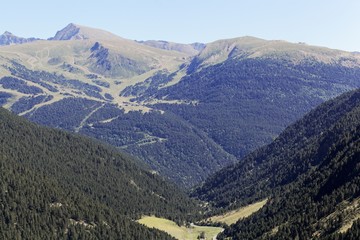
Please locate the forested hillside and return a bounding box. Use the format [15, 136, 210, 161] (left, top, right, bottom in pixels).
[152, 58, 360, 159]
[0, 107, 197, 238]
[0, 156, 174, 239]
[193, 89, 360, 239]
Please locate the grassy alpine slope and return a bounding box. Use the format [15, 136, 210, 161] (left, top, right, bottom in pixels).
[205, 199, 268, 225]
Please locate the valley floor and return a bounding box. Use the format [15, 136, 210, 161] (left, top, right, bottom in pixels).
[137, 216, 223, 240]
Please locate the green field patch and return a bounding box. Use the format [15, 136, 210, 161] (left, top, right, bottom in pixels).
[138, 216, 223, 240]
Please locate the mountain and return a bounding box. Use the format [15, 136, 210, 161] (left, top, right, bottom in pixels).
[0, 107, 197, 238]
[1, 24, 360, 187]
[192, 89, 360, 239]
[0, 31, 39, 45]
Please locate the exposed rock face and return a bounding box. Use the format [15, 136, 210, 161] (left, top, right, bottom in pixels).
[50, 23, 86, 40]
[190, 42, 206, 51]
[87, 42, 152, 78]
[0, 31, 39, 45]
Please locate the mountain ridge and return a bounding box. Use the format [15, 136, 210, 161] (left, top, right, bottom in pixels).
[0, 31, 40, 46]
[190, 36, 360, 72]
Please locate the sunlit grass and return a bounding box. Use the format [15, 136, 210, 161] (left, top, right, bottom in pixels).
[138, 216, 223, 240]
[207, 198, 268, 225]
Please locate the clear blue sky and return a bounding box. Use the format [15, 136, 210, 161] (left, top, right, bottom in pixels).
[1, 0, 360, 51]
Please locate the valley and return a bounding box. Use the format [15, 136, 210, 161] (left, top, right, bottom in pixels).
[0, 23, 360, 239]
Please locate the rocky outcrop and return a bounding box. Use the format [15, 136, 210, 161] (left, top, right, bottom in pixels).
[0, 31, 39, 45]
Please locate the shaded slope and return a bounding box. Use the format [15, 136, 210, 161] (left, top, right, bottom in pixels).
[0, 107, 198, 223]
[25, 100, 237, 187]
[151, 57, 360, 159]
[193, 89, 360, 239]
[0, 154, 174, 239]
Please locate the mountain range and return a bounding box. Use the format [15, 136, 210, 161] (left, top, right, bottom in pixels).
[1, 23, 360, 239]
[1, 23, 360, 187]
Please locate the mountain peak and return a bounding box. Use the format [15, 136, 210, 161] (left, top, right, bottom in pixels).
[67, 23, 77, 27]
[50, 23, 126, 42]
[50, 23, 84, 40]
[3, 31, 14, 36]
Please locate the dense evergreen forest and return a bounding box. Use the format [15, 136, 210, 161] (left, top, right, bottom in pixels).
[153, 58, 360, 159]
[0, 156, 175, 239]
[0, 107, 197, 238]
[193, 89, 360, 239]
[24, 98, 236, 187]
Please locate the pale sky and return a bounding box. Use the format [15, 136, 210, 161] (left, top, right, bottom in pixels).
[1, 0, 360, 51]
